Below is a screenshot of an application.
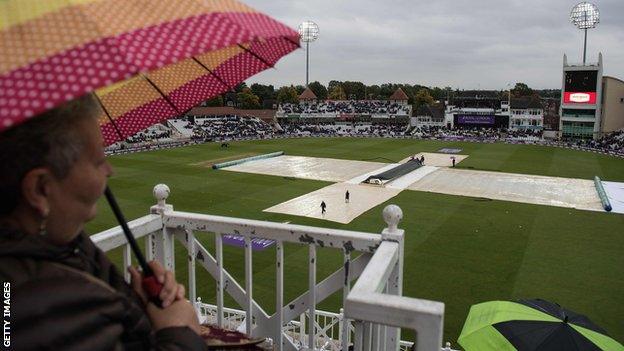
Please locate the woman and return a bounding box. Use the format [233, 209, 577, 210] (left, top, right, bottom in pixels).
[0, 94, 206, 350]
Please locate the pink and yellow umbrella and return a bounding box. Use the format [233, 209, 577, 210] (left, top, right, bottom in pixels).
[0, 0, 299, 305]
[0, 0, 299, 144]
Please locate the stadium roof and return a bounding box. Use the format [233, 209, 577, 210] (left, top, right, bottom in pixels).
[299, 87, 318, 100]
[510, 97, 542, 109]
[389, 87, 409, 101]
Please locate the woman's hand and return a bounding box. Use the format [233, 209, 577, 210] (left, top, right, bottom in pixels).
[145, 298, 202, 334]
[128, 260, 185, 308]
[128, 261, 201, 334]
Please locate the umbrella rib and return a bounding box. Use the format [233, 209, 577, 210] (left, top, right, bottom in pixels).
[92, 92, 125, 141]
[140, 74, 182, 115]
[283, 36, 302, 49]
[237, 43, 273, 68]
[190, 56, 235, 92]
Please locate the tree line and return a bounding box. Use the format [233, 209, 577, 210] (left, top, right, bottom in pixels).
[201, 81, 561, 110]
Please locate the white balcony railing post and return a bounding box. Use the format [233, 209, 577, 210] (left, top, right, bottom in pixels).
[123, 243, 132, 283]
[188, 229, 197, 304]
[216, 233, 224, 327]
[342, 251, 351, 351]
[381, 205, 404, 351]
[150, 184, 175, 270]
[338, 308, 345, 350]
[309, 244, 317, 350]
[275, 241, 284, 350]
[245, 236, 253, 336]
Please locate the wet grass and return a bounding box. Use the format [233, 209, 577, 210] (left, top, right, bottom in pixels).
[86, 137, 624, 345]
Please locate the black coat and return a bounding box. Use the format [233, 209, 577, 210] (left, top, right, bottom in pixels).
[0, 229, 207, 351]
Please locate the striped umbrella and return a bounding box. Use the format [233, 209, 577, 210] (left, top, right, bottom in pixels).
[0, 0, 299, 143]
[0, 0, 299, 306]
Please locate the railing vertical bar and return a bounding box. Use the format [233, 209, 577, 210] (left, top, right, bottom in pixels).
[188, 231, 197, 304]
[363, 322, 372, 351]
[123, 243, 132, 283]
[216, 233, 224, 327]
[354, 322, 364, 351]
[301, 313, 306, 347]
[146, 233, 154, 261]
[308, 244, 317, 350]
[275, 241, 284, 351]
[371, 324, 379, 351]
[379, 325, 387, 351]
[342, 251, 351, 351]
[245, 236, 253, 336]
[383, 228, 404, 351]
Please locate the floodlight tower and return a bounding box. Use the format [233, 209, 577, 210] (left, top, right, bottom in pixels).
[298, 21, 319, 87]
[570, 2, 599, 65]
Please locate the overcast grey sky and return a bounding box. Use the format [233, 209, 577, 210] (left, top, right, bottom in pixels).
[244, 0, 624, 90]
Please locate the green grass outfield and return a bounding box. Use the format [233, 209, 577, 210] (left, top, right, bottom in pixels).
[86, 137, 624, 345]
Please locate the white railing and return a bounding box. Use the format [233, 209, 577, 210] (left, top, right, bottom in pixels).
[91, 184, 448, 351]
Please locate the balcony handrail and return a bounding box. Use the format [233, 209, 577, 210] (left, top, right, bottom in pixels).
[91, 214, 162, 252]
[163, 210, 383, 253]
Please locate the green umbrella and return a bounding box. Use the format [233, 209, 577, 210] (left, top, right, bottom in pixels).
[458, 299, 623, 351]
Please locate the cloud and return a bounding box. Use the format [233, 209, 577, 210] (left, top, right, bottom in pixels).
[245, 0, 624, 89]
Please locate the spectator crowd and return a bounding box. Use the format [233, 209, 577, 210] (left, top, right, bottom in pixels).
[108, 115, 624, 157]
[279, 100, 411, 116]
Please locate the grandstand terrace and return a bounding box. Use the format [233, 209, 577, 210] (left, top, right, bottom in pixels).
[107, 113, 623, 158]
[277, 87, 413, 120]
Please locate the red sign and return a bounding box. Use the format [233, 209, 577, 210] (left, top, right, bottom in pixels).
[564, 92, 596, 104]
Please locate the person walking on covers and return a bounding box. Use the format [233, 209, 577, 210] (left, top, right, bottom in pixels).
[321, 201, 327, 215]
[345, 190, 350, 203]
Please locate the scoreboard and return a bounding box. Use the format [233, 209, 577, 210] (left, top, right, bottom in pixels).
[563, 70, 598, 104]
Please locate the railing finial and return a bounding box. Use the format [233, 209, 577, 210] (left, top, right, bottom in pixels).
[382, 204, 403, 234]
[151, 184, 173, 214]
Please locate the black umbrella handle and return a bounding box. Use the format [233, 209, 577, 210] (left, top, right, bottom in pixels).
[104, 186, 164, 307]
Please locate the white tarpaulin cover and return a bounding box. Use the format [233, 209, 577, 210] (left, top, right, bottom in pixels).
[408, 168, 604, 211]
[222, 155, 387, 183]
[602, 181, 624, 214]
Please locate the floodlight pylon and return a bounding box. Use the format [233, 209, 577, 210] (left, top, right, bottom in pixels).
[298, 21, 319, 86]
[570, 2, 600, 65]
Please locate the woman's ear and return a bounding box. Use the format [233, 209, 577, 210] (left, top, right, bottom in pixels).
[20, 167, 53, 217]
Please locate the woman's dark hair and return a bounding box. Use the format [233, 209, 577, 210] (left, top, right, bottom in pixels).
[0, 94, 101, 215]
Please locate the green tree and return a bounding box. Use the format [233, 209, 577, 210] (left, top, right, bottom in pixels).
[430, 87, 444, 101]
[512, 82, 533, 97]
[234, 82, 247, 93]
[237, 87, 261, 109]
[342, 81, 366, 100]
[414, 88, 434, 108]
[277, 86, 299, 104]
[379, 83, 396, 99]
[295, 85, 306, 96]
[250, 83, 276, 104]
[366, 84, 380, 100]
[307, 81, 328, 100]
[203, 95, 224, 107]
[328, 85, 347, 100]
[327, 80, 342, 93]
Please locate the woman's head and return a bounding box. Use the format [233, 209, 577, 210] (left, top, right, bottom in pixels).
[0, 94, 113, 244]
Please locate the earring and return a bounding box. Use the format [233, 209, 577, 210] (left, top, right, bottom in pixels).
[39, 209, 48, 236]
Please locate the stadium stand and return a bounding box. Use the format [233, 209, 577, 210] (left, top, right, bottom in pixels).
[107, 113, 623, 158]
[278, 100, 412, 116]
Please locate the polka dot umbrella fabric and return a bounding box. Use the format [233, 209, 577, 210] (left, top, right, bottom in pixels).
[0, 0, 299, 144]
